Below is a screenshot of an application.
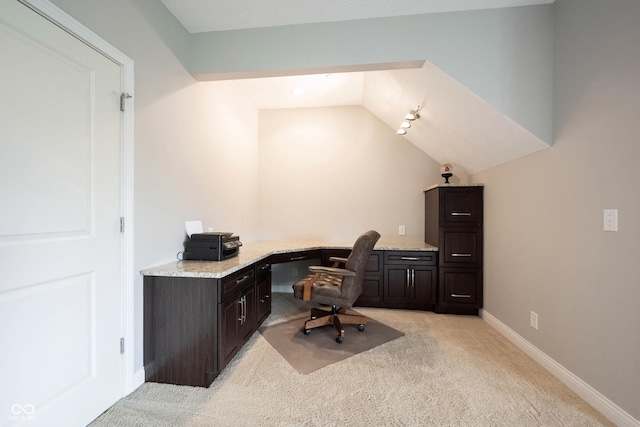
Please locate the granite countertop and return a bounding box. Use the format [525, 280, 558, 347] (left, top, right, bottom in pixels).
[140, 239, 438, 279]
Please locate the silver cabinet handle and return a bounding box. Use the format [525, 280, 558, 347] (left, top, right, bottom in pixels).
[236, 274, 251, 285]
[451, 294, 472, 298]
[451, 212, 472, 216]
[290, 256, 306, 261]
[237, 295, 247, 324]
[451, 253, 472, 257]
[238, 297, 244, 323]
[405, 268, 415, 287]
[401, 256, 420, 261]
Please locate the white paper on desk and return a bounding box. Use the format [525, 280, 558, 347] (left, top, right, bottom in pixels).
[185, 220, 203, 237]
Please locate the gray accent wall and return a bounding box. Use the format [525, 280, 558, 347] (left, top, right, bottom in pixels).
[473, 0, 640, 419]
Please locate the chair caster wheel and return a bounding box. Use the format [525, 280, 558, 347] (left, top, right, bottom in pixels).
[358, 324, 365, 331]
[303, 328, 311, 335]
[336, 335, 343, 343]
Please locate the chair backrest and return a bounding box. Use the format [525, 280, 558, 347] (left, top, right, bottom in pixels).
[342, 230, 381, 304]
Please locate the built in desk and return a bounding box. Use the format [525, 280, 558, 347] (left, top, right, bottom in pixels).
[141, 240, 437, 387]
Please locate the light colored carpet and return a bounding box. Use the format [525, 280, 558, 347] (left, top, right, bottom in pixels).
[90, 293, 613, 426]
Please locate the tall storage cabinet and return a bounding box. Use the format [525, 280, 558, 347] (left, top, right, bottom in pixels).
[424, 185, 484, 315]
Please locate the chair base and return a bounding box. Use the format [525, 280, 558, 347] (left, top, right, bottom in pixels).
[303, 305, 367, 343]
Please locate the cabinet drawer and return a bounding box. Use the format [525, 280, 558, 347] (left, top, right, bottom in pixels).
[440, 229, 482, 267]
[440, 187, 483, 227]
[270, 249, 321, 264]
[255, 259, 271, 279]
[220, 265, 255, 302]
[384, 251, 437, 266]
[439, 268, 482, 306]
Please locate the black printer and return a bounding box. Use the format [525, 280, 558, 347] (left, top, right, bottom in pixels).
[183, 232, 242, 261]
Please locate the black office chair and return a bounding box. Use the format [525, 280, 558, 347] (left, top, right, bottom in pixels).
[292, 230, 380, 343]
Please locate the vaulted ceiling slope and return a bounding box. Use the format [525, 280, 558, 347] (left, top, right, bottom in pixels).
[161, 0, 553, 177]
[234, 64, 549, 177]
[160, 0, 554, 32]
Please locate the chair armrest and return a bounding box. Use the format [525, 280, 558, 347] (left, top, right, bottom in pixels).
[328, 256, 348, 264]
[308, 265, 356, 276]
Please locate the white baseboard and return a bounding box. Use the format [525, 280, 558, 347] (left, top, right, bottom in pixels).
[481, 310, 639, 427]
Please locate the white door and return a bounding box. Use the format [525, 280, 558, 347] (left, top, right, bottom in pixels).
[0, 1, 124, 426]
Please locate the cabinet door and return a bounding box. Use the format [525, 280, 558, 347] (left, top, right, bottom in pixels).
[384, 265, 410, 304]
[219, 296, 241, 370]
[412, 266, 436, 305]
[239, 284, 256, 343]
[384, 264, 436, 309]
[356, 276, 384, 307]
[256, 274, 271, 325]
[220, 282, 257, 371]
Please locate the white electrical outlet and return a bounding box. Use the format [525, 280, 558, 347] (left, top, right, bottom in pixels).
[399, 225, 406, 235]
[603, 209, 618, 232]
[530, 311, 538, 330]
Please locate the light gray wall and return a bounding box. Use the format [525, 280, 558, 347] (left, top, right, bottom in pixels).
[192, 6, 554, 144]
[257, 106, 441, 242]
[50, 0, 261, 373]
[473, 0, 640, 419]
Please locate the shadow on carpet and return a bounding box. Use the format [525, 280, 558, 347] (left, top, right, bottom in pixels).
[259, 313, 404, 374]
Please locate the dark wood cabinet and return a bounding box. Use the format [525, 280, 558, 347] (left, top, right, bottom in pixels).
[319, 249, 438, 309]
[383, 251, 437, 310]
[255, 260, 272, 325]
[321, 249, 384, 307]
[218, 264, 257, 372]
[219, 279, 255, 370]
[143, 244, 456, 389]
[144, 262, 267, 388]
[143, 276, 219, 387]
[425, 185, 484, 315]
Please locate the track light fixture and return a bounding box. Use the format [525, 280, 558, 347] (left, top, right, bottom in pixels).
[397, 106, 420, 136]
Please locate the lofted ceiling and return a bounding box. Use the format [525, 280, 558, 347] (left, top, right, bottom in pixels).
[234, 64, 549, 177]
[160, 0, 554, 33]
[161, 0, 553, 177]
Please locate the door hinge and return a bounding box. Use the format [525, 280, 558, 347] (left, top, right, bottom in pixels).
[120, 338, 125, 354]
[120, 93, 132, 112]
[120, 217, 125, 233]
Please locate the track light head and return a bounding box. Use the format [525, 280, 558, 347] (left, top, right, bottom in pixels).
[397, 106, 421, 136]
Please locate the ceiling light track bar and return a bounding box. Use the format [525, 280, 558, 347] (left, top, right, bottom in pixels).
[397, 105, 420, 136]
